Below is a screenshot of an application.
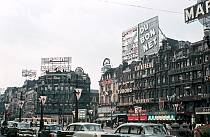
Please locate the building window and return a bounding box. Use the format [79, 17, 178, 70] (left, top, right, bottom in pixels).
[187, 59, 190, 66]
[205, 55, 208, 62]
[171, 76, 174, 83]
[162, 76, 166, 83]
[197, 71, 202, 78]
[157, 77, 160, 84]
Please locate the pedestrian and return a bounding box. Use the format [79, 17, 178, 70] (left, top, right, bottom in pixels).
[101, 122, 104, 129]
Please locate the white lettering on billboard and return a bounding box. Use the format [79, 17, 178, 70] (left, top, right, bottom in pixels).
[138, 16, 159, 58]
[122, 26, 138, 64]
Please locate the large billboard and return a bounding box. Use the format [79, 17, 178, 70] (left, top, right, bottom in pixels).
[138, 16, 159, 58]
[41, 57, 71, 74]
[122, 26, 138, 63]
[122, 16, 159, 63]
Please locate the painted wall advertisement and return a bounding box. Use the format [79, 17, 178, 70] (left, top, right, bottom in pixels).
[122, 16, 159, 63]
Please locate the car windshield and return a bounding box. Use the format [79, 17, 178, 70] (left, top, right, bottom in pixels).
[83, 124, 103, 131]
[46, 125, 62, 131]
[144, 125, 167, 135]
[18, 123, 30, 129]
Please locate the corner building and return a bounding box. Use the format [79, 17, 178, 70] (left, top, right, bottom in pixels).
[35, 70, 91, 124]
[99, 37, 210, 124]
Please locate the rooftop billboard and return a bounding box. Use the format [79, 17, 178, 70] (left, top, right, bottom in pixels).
[138, 16, 159, 58]
[122, 16, 159, 64]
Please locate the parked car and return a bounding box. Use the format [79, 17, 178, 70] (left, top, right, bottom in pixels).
[57, 122, 104, 137]
[112, 122, 176, 137]
[0, 121, 15, 136]
[38, 124, 63, 137]
[168, 123, 192, 137]
[193, 124, 210, 137]
[7, 122, 37, 137]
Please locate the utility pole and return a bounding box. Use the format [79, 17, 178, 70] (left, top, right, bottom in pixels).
[19, 91, 23, 122]
[74, 74, 79, 123]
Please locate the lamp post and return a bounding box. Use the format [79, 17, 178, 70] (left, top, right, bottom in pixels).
[18, 91, 24, 122]
[110, 102, 113, 129]
[38, 81, 47, 131]
[4, 103, 10, 124]
[173, 103, 179, 123]
[137, 107, 142, 123]
[74, 89, 79, 122]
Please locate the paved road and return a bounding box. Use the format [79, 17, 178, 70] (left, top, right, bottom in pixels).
[0, 134, 5, 137]
[103, 126, 116, 134]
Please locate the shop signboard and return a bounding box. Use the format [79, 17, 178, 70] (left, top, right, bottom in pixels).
[148, 115, 175, 121]
[128, 114, 147, 121]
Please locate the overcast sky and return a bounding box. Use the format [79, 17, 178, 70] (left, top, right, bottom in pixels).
[0, 0, 204, 90]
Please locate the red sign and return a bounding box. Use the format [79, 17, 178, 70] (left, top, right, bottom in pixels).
[128, 115, 147, 121]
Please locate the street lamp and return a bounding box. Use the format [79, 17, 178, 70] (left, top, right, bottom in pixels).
[36, 81, 47, 131]
[73, 87, 82, 123]
[18, 91, 24, 122]
[4, 103, 10, 124]
[173, 103, 179, 123]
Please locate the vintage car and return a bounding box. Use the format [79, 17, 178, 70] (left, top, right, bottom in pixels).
[112, 122, 176, 137]
[57, 122, 104, 137]
[38, 124, 63, 137]
[168, 123, 192, 137]
[6, 122, 36, 137]
[0, 121, 16, 136]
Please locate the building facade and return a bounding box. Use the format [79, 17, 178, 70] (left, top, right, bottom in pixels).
[99, 37, 210, 124]
[35, 68, 91, 124]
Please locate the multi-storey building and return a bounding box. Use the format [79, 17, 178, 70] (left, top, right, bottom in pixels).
[99, 36, 210, 124]
[35, 68, 91, 124]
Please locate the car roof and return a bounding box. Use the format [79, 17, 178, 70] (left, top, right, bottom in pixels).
[118, 122, 163, 127]
[45, 124, 62, 126]
[68, 122, 101, 126]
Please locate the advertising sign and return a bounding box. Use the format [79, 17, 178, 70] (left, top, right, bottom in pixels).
[22, 69, 36, 78]
[122, 26, 138, 64]
[138, 16, 159, 58]
[41, 57, 71, 74]
[184, 0, 210, 23]
[122, 16, 159, 64]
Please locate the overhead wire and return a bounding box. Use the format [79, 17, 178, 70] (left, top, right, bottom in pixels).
[99, 0, 183, 15]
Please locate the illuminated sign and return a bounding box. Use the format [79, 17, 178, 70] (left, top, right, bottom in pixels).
[184, 0, 210, 23]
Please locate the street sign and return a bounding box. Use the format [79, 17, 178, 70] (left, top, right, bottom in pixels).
[40, 96, 47, 104]
[75, 88, 82, 100]
[18, 101, 25, 108]
[4, 103, 10, 110]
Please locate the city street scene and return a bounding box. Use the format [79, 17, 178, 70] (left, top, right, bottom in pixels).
[1, 0, 210, 137]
